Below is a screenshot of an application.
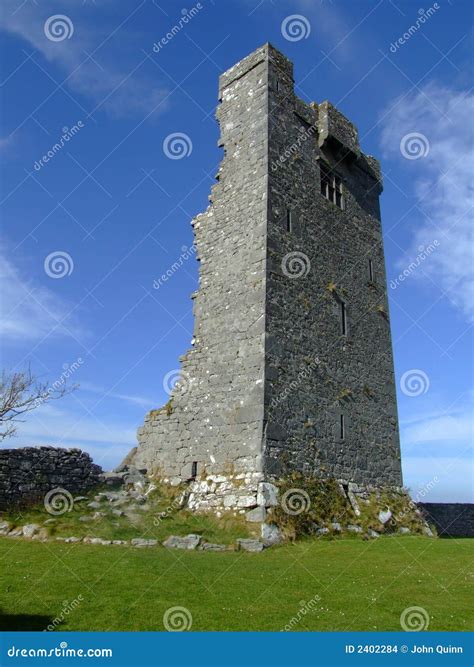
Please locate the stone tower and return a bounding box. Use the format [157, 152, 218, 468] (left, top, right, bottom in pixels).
[131, 44, 402, 511]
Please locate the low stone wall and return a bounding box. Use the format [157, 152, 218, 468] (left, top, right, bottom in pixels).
[0, 447, 102, 511]
[418, 503, 474, 537]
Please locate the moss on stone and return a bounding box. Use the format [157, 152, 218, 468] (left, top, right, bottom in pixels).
[147, 399, 174, 420]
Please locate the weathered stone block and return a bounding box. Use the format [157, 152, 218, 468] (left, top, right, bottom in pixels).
[237, 538, 264, 553]
[162, 534, 201, 550]
[257, 482, 278, 507]
[246, 506, 266, 522]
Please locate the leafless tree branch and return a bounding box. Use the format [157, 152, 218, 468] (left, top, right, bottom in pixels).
[0, 367, 77, 441]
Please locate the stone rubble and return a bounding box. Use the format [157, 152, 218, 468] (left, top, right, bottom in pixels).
[162, 534, 201, 550]
[237, 539, 265, 553]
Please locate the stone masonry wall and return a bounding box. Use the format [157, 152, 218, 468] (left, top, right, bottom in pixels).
[264, 46, 402, 487]
[418, 503, 474, 537]
[0, 447, 102, 510]
[133, 45, 270, 500]
[131, 43, 402, 512]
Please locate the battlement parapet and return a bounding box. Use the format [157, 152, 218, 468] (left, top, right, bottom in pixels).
[317, 100, 360, 157]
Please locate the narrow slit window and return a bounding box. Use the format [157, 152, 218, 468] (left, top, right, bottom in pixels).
[191, 461, 198, 479]
[340, 300, 347, 336]
[276, 80, 280, 92]
[368, 259, 374, 282]
[320, 162, 344, 210]
[286, 209, 293, 232]
[339, 414, 345, 440]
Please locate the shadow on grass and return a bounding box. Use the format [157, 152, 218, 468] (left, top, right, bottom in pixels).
[0, 612, 54, 631]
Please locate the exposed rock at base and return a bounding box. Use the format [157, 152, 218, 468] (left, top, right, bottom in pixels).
[114, 447, 137, 472]
[237, 538, 264, 552]
[87, 501, 101, 509]
[378, 509, 392, 524]
[257, 482, 278, 508]
[200, 542, 229, 552]
[261, 524, 283, 546]
[162, 534, 201, 550]
[0, 521, 11, 535]
[84, 537, 112, 545]
[398, 527, 411, 534]
[246, 506, 266, 522]
[131, 538, 158, 548]
[346, 524, 363, 533]
[100, 472, 126, 488]
[33, 527, 49, 541]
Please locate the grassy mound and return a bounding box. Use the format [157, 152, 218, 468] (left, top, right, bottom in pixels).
[0, 480, 253, 546]
[271, 473, 431, 541]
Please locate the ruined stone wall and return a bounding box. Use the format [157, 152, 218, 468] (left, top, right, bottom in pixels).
[132, 43, 402, 510]
[263, 48, 402, 487]
[418, 503, 474, 537]
[0, 447, 102, 510]
[133, 46, 271, 498]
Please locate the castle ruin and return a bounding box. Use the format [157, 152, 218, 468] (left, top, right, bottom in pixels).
[129, 44, 402, 517]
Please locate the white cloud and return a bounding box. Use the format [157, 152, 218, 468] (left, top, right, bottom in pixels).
[403, 457, 473, 503]
[5, 401, 136, 470]
[402, 412, 473, 446]
[0, 248, 83, 342]
[79, 381, 156, 409]
[380, 83, 474, 321]
[16, 404, 136, 446]
[0, 0, 169, 119]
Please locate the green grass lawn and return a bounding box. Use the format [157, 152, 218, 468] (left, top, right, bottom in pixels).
[1, 536, 472, 632]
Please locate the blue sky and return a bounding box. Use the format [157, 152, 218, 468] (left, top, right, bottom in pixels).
[0, 0, 472, 502]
